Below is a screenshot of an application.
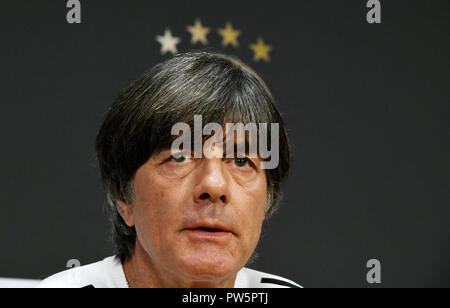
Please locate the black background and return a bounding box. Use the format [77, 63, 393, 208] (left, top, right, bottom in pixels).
[0, 0, 449, 287]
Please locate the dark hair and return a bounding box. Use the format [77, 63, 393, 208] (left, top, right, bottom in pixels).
[95, 51, 292, 262]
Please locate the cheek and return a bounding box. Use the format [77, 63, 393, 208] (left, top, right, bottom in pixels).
[247, 176, 268, 217]
[233, 177, 267, 243]
[132, 170, 191, 249]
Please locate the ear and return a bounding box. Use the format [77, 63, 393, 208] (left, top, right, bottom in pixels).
[116, 199, 135, 227]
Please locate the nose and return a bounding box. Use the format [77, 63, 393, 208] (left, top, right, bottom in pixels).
[194, 159, 229, 205]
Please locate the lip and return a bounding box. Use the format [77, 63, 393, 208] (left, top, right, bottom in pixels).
[185, 229, 232, 239]
[183, 222, 234, 240]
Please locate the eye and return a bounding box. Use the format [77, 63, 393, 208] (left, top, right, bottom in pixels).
[234, 157, 249, 168]
[171, 152, 190, 164]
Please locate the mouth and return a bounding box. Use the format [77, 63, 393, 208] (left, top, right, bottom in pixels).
[184, 223, 234, 240]
[194, 227, 226, 232]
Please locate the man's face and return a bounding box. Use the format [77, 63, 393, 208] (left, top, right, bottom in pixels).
[126, 139, 267, 283]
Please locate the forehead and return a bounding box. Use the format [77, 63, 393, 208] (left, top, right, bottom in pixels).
[208, 123, 258, 144]
[154, 122, 263, 158]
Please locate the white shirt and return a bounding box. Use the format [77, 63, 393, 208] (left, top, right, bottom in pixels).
[37, 256, 301, 288]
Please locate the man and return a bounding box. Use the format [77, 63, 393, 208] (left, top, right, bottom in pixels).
[38, 51, 301, 288]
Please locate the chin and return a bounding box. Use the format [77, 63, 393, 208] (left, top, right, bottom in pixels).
[176, 253, 239, 280]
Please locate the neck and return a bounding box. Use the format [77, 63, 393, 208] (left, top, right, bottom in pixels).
[122, 240, 238, 288]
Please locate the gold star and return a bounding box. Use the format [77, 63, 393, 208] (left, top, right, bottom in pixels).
[218, 22, 241, 48]
[156, 28, 181, 55]
[250, 37, 272, 63]
[187, 19, 210, 45]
